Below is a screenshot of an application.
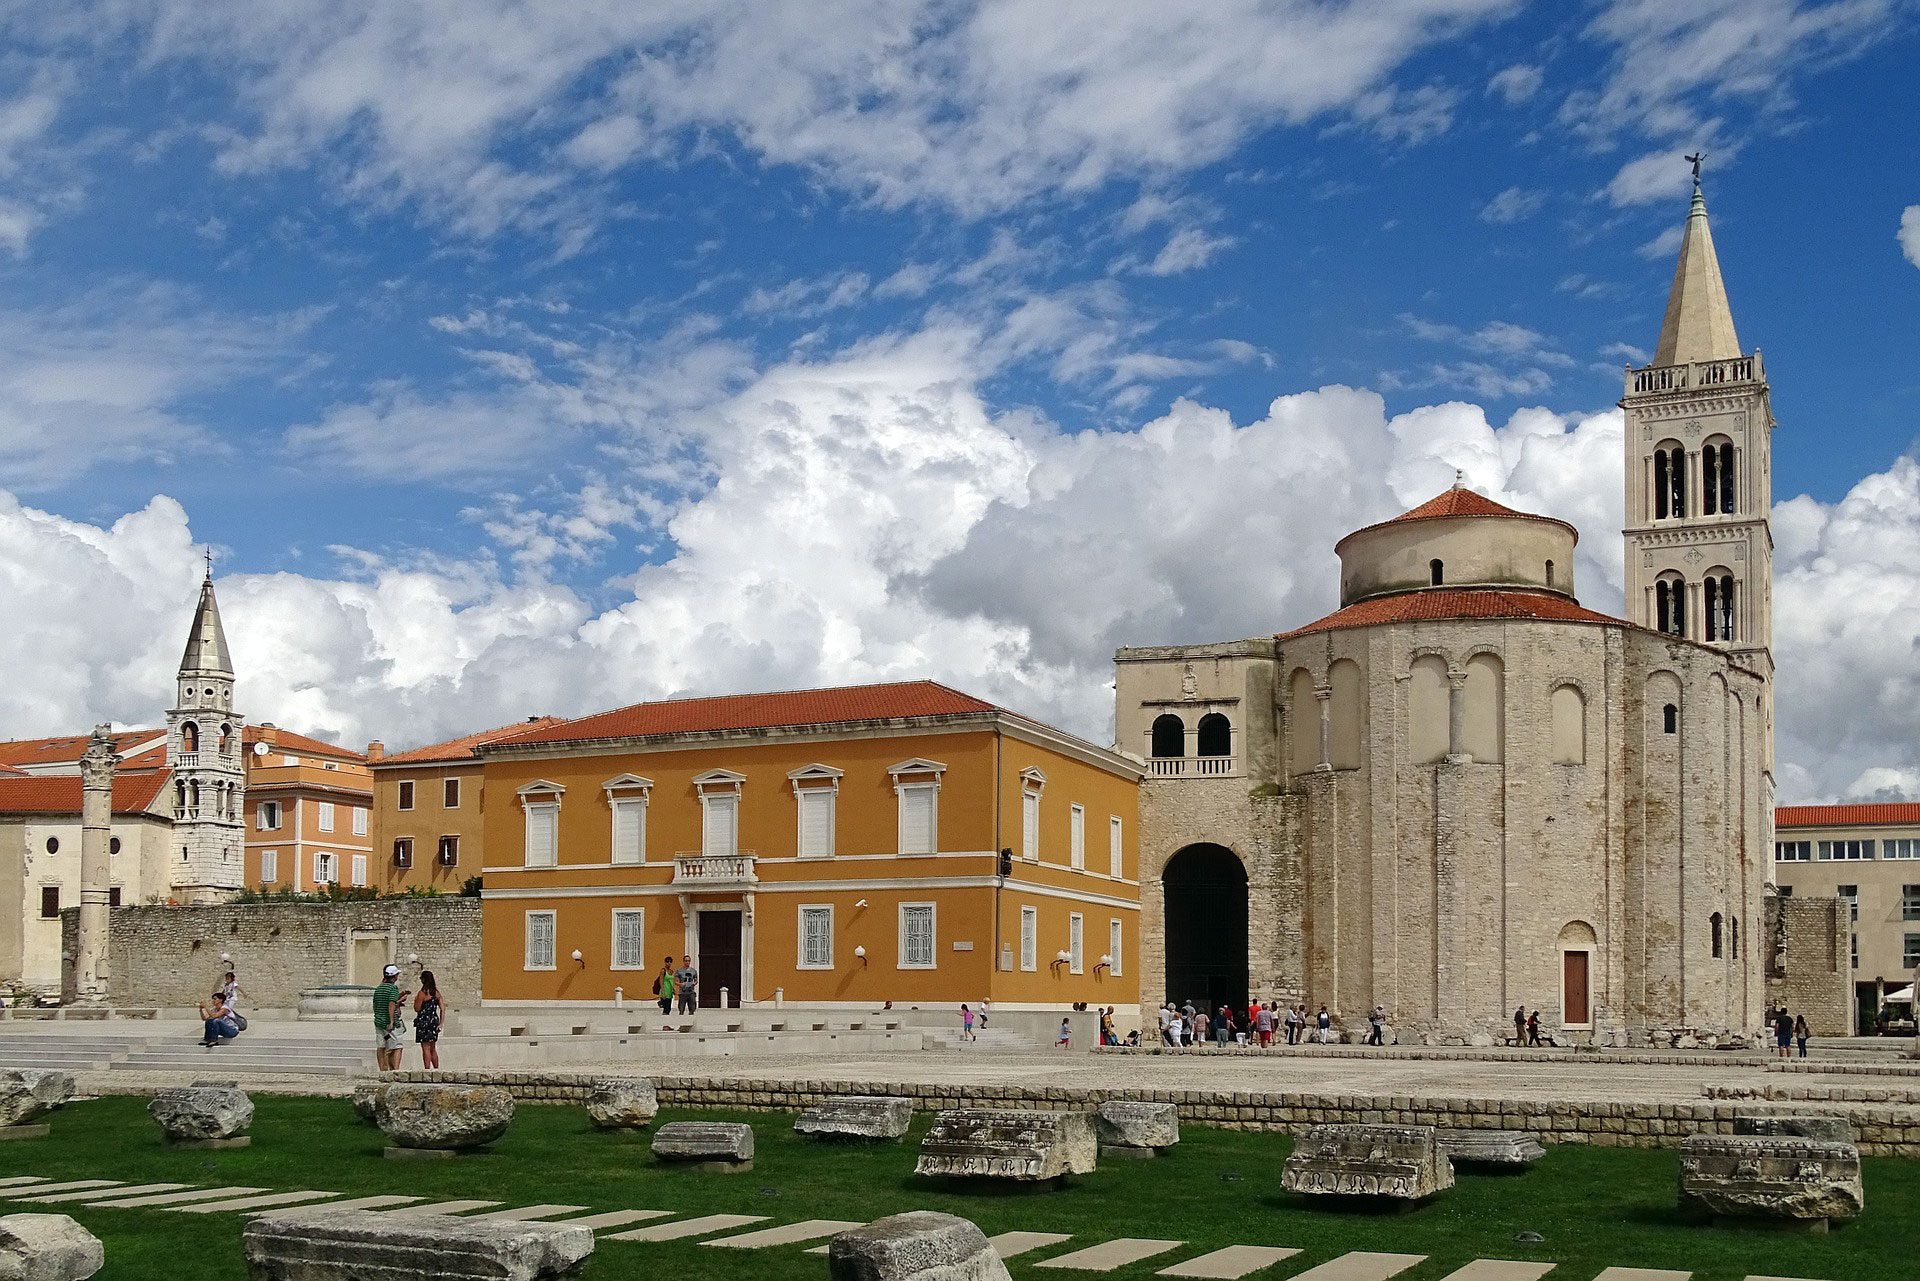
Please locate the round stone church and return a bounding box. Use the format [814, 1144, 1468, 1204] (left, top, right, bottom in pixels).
[1117, 179, 1774, 1045]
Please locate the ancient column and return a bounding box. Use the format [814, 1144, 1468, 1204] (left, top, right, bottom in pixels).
[1445, 667, 1472, 764]
[1314, 686, 1332, 770]
[75, 724, 117, 1005]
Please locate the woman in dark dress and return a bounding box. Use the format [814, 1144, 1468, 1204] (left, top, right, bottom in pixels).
[413, 969, 444, 1070]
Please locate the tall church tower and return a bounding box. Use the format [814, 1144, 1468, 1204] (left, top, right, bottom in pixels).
[167, 564, 246, 902]
[1621, 170, 1775, 773]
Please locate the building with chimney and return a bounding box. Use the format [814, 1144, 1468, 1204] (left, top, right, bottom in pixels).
[1115, 174, 1774, 1046]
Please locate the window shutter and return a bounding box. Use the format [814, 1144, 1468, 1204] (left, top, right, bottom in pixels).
[903, 906, 934, 967]
[611, 800, 644, 864]
[1110, 919, 1123, 977]
[900, 786, 934, 855]
[526, 914, 554, 968]
[614, 912, 643, 968]
[798, 789, 833, 857]
[1070, 806, 1085, 869]
[1020, 907, 1037, 971]
[1022, 792, 1039, 860]
[352, 854, 367, 887]
[525, 805, 556, 867]
[703, 795, 737, 858]
[1109, 816, 1123, 877]
[255, 805, 267, 831]
[1069, 914, 1083, 972]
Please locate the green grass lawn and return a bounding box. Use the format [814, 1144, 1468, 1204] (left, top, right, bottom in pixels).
[0, 1096, 1907, 1279]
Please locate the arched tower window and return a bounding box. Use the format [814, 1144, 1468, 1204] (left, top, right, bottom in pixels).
[1731, 916, 1740, 959]
[1545, 559, 1555, 589]
[181, 721, 199, 753]
[1655, 574, 1687, 638]
[218, 723, 232, 755]
[1653, 443, 1688, 519]
[1429, 559, 1444, 586]
[1150, 714, 1185, 759]
[1196, 713, 1231, 758]
[1710, 911, 1724, 959]
[1702, 438, 1736, 514]
[1662, 703, 1678, 735]
[1705, 573, 1736, 642]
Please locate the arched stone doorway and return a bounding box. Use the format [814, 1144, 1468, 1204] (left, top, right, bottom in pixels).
[1162, 843, 1249, 1014]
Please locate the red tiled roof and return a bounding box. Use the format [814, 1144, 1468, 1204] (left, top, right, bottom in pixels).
[502, 681, 1002, 748]
[1278, 588, 1622, 642]
[0, 729, 163, 769]
[1336, 487, 1576, 552]
[0, 762, 23, 776]
[0, 770, 172, 817]
[1777, 803, 1920, 830]
[377, 717, 569, 766]
[244, 725, 364, 763]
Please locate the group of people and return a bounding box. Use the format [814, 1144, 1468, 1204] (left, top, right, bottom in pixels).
[652, 955, 700, 1015]
[1153, 999, 1353, 1048]
[1770, 1005, 1812, 1058]
[371, 965, 444, 1071]
[1511, 1006, 1556, 1046]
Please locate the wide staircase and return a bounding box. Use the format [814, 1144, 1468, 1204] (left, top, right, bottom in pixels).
[0, 1027, 366, 1077]
[918, 1026, 1033, 1053]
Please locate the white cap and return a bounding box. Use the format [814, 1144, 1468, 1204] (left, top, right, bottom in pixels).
[383, 965, 400, 978]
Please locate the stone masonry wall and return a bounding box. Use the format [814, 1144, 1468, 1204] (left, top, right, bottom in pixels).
[382, 1068, 1920, 1158]
[1765, 892, 1850, 1036]
[64, 898, 480, 1011]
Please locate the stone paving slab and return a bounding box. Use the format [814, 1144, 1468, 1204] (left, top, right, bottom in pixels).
[172, 1189, 342, 1214]
[276, 1195, 420, 1213]
[704, 1218, 864, 1249]
[1592, 1271, 1689, 1281]
[0, 1179, 121, 1197]
[989, 1231, 1075, 1259]
[607, 1213, 767, 1242]
[463, 1203, 591, 1222]
[551, 1209, 671, 1231]
[382, 1199, 503, 1216]
[14, 1182, 189, 1204]
[1158, 1245, 1302, 1278]
[86, 1185, 264, 1208]
[1037, 1238, 1185, 1272]
[1436, 1263, 1556, 1280]
[1287, 1252, 1427, 1281]
[0, 1177, 48, 1189]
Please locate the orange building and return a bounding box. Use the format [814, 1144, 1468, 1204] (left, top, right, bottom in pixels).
[368, 718, 563, 894]
[243, 725, 373, 892]
[476, 681, 1142, 1014]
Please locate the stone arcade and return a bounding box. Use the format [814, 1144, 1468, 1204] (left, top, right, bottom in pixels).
[1120, 175, 1773, 1046]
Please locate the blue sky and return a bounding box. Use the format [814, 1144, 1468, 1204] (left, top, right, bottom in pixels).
[2, 1, 1918, 799]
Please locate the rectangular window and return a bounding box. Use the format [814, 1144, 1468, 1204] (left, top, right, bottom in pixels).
[315, 851, 337, 884]
[1774, 840, 1811, 862]
[350, 854, 367, 887]
[898, 784, 937, 855]
[1109, 815, 1124, 878]
[1109, 918, 1124, 977]
[1837, 884, 1859, 923]
[525, 910, 556, 970]
[610, 798, 646, 865]
[899, 903, 936, 969]
[1069, 912, 1084, 974]
[799, 905, 834, 969]
[38, 886, 58, 919]
[108, 887, 121, 907]
[524, 803, 558, 867]
[260, 849, 278, 882]
[611, 909, 645, 970]
[317, 801, 335, 833]
[1885, 838, 1920, 860]
[397, 780, 415, 811]
[256, 800, 282, 831]
[1020, 905, 1037, 972]
[702, 795, 738, 858]
[1851, 933, 1859, 970]
[351, 807, 368, 837]
[437, 835, 459, 866]
[1817, 839, 1875, 861]
[797, 788, 835, 858]
[393, 839, 413, 869]
[1904, 884, 1920, 921]
[1069, 805, 1085, 870]
[1022, 791, 1039, 861]
[1907, 933, 1920, 969]
[444, 778, 461, 809]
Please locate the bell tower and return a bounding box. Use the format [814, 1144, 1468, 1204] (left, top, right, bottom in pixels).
[167, 558, 247, 902]
[1620, 168, 1774, 704]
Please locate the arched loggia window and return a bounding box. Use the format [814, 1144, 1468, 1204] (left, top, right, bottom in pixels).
[1705, 574, 1736, 642]
[1196, 713, 1232, 758]
[1710, 911, 1724, 959]
[1150, 714, 1185, 759]
[1430, 558, 1444, 586]
[180, 721, 199, 753]
[1654, 444, 1687, 519]
[1702, 439, 1736, 515]
[1655, 575, 1687, 638]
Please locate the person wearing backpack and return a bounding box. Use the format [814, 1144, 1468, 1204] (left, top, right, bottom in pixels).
[652, 956, 676, 1016]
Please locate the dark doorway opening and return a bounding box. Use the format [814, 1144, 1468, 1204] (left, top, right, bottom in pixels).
[1162, 843, 1249, 1015]
[698, 909, 743, 1008]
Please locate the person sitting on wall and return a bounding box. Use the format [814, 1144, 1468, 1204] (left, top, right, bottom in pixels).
[199, 990, 239, 1048]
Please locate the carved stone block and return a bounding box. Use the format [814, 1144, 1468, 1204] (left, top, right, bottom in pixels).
[651, 1121, 754, 1171]
[914, 1109, 1096, 1183]
[1733, 1114, 1855, 1144]
[827, 1211, 1010, 1281]
[795, 1096, 914, 1141]
[1095, 1101, 1180, 1154]
[1679, 1135, 1863, 1228]
[243, 1208, 591, 1280]
[1281, 1124, 1453, 1202]
[1435, 1128, 1545, 1169]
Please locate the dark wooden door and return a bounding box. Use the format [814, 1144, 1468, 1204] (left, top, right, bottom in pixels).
[698, 910, 743, 1008]
[1562, 950, 1590, 1026]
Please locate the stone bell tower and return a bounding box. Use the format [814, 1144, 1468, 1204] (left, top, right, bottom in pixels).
[1620, 167, 1775, 771]
[167, 560, 247, 902]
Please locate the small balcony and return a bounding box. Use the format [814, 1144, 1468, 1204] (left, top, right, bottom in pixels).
[1625, 353, 1763, 397]
[1147, 755, 1237, 779]
[674, 852, 758, 886]
[175, 752, 199, 768]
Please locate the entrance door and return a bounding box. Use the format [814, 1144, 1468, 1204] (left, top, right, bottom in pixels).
[1562, 950, 1591, 1026]
[698, 910, 743, 1008]
[1162, 844, 1249, 1014]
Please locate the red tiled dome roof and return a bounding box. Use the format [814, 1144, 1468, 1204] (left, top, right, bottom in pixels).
[1335, 487, 1577, 553]
[1277, 588, 1623, 642]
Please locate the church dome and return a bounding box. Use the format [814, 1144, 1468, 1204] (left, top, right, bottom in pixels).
[1332, 485, 1578, 606]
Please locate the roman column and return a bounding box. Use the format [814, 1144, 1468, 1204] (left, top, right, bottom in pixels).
[75, 724, 116, 1006]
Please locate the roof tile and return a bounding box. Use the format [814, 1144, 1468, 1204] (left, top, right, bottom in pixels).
[0, 770, 171, 817]
[502, 680, 1000, 748]
[378, 717, 569, 766]
[1776, 803, 1920, 830]
[1278, 588, 1621, 642]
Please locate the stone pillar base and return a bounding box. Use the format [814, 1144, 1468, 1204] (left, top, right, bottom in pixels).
[0, 1124, 50, 1141]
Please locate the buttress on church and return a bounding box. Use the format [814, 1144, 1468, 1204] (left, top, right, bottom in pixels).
[1118, 176, 1775, 1045]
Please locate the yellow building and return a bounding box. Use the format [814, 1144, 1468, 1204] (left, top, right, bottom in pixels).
[368, 717, 564, 894]
[243, 725, 373, 892]
[475, 681, 1142, 1014]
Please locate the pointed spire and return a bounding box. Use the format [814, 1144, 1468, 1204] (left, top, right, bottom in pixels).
[179, 573, 234, 676]
[1653, 175, 1742, 366]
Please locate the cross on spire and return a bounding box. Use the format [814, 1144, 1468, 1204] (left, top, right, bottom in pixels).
[204, 545, 213, 579]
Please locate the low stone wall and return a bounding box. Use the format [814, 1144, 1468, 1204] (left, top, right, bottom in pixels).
[65, 898, 481, 1012]
[382, 1070, 1920, 1158]
[1096, 1045, 1764, 1068]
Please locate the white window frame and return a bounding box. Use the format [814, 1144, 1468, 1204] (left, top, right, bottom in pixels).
[1817, 839, 1875, 861]
[1109, 815, 1124, 878]
[896, 782, 938, 856]
[351, 806, 368, 836]
[350, 853, 367, 887]
[1885, 838, 1920, 860]
[1774, 840, 1811, 862]
[1069, 912, 1084, 974]
[796, 788, 836, 859]
[437, 835, 459, 867]
[609, 797, 647, 865]
[524, 910, 557, 971]
[610, 908, 646, 971]
[314, 851, 337, 884]
[257, 800, 282, 831]
[898, 902, 937, 970]
[518, 780, 565, 868]
[1904, 884, 1920, 921]
[1109, 918, 1123, 977]
[443, 777, 461, 809]
[317, 801, 335, 833]
[1020, 905, 1038, 972]
[1069, 804, 1085, 871]
[797, 904, 835, 970]
[397, 780, 415, 812]
[524, 802, 559, 868]
[701, 793, 739, 858]
[1022, 791, 1040, 862]
[259, 849, 277, 883]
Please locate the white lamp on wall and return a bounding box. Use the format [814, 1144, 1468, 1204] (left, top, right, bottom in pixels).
[1094, 953, 1112, 976]
[570, 948, 585, 969]
[1050, 948, 1071, 976]
[854, 945, 867, 968]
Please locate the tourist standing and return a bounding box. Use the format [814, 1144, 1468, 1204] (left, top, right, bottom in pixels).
[1254, 1002, 1274, 1048]
[653, 956, 676, 1016]
[1526, 1009, 1542, 1047]
[1774, 1006, 1794, 1060]
[960, 1003, 976, 1042]
[413, 969, 444, 1070]
[198, 989, 238, 1048]
[1281, 1003, 1298, 1046]
[1215, 1006, 1233, 1047]
[1159, 1002, 1176, 1046]
[372, 964, 409, 1072]
[1315, 1004, 1332, 1044]
[1794, 1012, 1810, 1058]
[1368, 1005, 1386, 1047]
[675, 954, 699, 1014]
[1514, 1005, 1527, 1045]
